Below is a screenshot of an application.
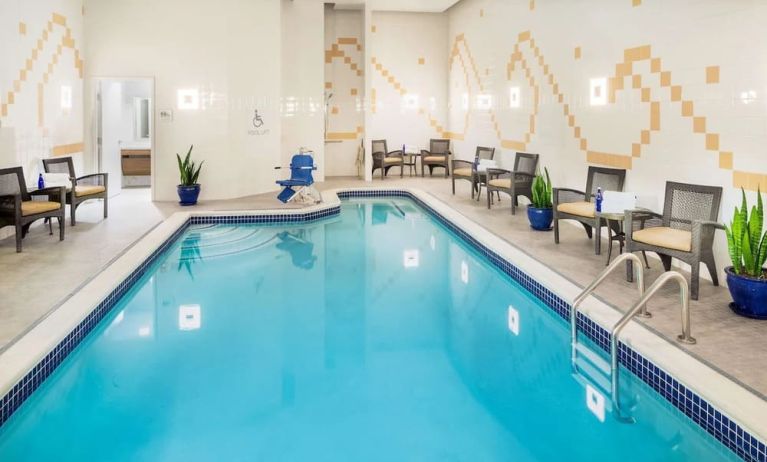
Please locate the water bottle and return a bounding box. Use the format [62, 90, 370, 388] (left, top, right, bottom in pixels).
[596, 187, 603, 213]
[38, 173, 44, 190]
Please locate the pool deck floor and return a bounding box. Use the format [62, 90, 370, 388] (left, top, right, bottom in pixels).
[0, 177, 765, 402]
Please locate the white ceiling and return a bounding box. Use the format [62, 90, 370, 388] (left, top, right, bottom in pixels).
[327, 0, 461, 13]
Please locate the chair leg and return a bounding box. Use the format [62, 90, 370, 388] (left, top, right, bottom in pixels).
[58, 217, 65, 241]
[70, 203, 77, 226]
[15, 223, 22, 253]
[626, 258, 634, 282]
[659, 254, 672, 271]
[554, 218, 560, 244]
[641, 251, 650, 269]
[581, 223, 593, 239]
[511, 192, 516, 215]
[104, 195, 109, 219]
[47, 217, 53, 235]
[444, 164, 449, 178]
[452, 176, 456, 195]
[690, 261, 700, 301]
[487, 188, 492, 209]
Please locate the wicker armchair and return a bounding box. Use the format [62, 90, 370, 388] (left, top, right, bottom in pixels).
[43, 156, 108, 226]
[0, 167, 65, 252]
[553, 166, 626, 254]
[421, 139, 451, 177]
[371, 140, 404, 180]
[451, 146, 495, 198]
[485, 152, 539, 214]
[625, 181, 723, 300]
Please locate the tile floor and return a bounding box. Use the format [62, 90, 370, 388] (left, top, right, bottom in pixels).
[0, 177, 765, 401]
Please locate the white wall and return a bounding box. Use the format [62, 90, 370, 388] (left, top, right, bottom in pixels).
[368, 11, 448, 157]
[281, 0, 325, 181]
[0, 0, 84, 181]
[324, 8, 365, 178]
[84, 0, 282, 202]
[446, 0, 767, 282]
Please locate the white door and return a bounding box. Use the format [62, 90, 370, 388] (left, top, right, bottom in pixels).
[99, 80, 123, 197]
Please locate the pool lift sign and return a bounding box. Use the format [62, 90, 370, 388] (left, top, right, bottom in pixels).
[249, 109, 270, 136]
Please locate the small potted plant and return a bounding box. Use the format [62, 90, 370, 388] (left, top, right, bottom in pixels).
[528, 167, 553, 231]
[176, 145, 204, 206]
[724, 188, 767, 319]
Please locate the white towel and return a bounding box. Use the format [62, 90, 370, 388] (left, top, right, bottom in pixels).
[42, 173, 71, 188]
[476, 159, 498, 172]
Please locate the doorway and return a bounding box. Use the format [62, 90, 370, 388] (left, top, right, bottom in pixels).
[95, 78, 154, 201]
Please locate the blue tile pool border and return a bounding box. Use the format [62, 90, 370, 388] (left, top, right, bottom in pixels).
[0, 191, 763, 461]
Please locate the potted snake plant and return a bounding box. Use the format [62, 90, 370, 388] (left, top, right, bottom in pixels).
[176, 145, 204, 206]
[724, 188, 767, 319]
[528, 167, 553, 231]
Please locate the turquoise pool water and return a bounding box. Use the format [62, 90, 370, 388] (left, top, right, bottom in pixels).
[0, 198, 738, 461]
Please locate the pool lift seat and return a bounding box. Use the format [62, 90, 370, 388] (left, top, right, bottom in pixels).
[276, 149, 320, 204]
[570, 253, 695, 423]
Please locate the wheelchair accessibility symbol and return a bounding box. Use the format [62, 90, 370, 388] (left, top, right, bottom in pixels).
[252, 110, 264, 128]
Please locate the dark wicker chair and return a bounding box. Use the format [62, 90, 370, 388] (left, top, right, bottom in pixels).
[451, 146, 495, 198]
[421, 139, 451, 177]
[485, 152, 539, 214]
[43, 156, 108, 225]
[553, 166, 626, 254]
[625, 181, 723, 300]
[0, 167, 66, 252]
[371, 140, 404, 180]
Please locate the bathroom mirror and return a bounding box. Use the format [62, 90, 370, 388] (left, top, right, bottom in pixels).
[134, 97, 152, 139]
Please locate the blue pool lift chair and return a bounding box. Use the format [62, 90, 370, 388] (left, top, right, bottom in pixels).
[276, 150, 319, 204]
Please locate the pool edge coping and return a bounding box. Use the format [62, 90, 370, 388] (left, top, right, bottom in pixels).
[0, 187, 764, 459]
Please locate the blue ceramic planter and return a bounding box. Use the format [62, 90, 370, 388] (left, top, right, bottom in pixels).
[726, 266, 767, 319]
[527, 206, 553, 231]
[177, 184, 201, 206]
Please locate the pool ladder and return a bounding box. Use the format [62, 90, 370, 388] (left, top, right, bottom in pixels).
[570, 253, 695, 423]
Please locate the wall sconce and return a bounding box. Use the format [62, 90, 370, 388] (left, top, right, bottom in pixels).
[402, 93, 419, 110]
[177, 88, 200, 110]
[476, 94, 493, 110]
[509, 87, 521, 108]
[590, 78, 607, 106]
[60, 85, 72, 113]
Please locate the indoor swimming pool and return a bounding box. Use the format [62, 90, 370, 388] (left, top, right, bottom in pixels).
[0, 197, 743, 461]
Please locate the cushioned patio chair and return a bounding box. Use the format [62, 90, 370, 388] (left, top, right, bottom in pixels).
[625, 181, 723, 300]
[553, 166, 626, 254]
[451, 146, 495, 198]
[0, 166, 66, 252]
[421, 139, 451, 177]
[371, 140, 404, 180]
[42, 156, 108, 226]
[485, 152, 539, 214]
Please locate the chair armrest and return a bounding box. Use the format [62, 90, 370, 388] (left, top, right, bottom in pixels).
[553, 188, 585, 207]
[30, 186, 67, 197]
[0, 194, 22, 215]
[486, 168, 511, 179]
[452, 159, 474, 169]
[420, 149, 431, 156]
[387, 150, 403, 157]
[77, 173, 108, 182]
[692, 219, 725, 251]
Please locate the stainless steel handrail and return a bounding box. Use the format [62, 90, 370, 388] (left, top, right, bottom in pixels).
[609, 271, 695, 420]
[570, 253, 648, 370]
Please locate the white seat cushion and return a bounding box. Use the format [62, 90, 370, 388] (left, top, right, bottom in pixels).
[383, 157, 402, 165]
[632, 227, 692, 252]
[424, 156, 446, 162]
[75, 185, 106, 197]
[488, 178, 511, 189]
[453, 167, 472, 177]
[556, 201, 594, 218]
